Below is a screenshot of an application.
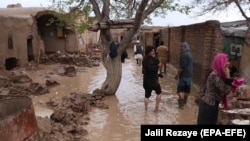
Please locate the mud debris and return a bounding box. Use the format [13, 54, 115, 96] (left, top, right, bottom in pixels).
[0, 52, 107, 140]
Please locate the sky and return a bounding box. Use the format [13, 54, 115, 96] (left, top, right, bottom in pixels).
[0, 0, 245, 26]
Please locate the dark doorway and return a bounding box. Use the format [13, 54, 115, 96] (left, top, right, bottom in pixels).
[154, 33, 160, 49]
[5, 58, 17, 70]
[27, 35, 34, 61]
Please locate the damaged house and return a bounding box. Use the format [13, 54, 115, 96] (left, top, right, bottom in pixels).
[0, 5, 86, 70]
[138, 20, 250, 87]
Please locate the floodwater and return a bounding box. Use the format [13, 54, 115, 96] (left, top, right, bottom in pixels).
[29, 51, 199, 141]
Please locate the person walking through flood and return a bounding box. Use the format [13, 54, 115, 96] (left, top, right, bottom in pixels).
[175, 42, 193, 108]
[142, 45, 162, 111]
[156, 41, 169, 77]
[197, 53, 233, 124]
[134, 40, 143, 66]
[121, 50, 128, 63]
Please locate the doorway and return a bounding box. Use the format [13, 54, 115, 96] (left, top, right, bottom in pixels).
[5, 57, 18, 70]
[153, 33, 160, 49]
[27, 35, 34, 61]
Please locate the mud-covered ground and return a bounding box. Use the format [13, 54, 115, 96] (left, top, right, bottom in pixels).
[0, 52, 105, 141]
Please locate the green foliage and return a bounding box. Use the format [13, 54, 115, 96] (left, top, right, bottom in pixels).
[47, 0, 95, 33]
[76, 17, 97, 33]
[45, 12, 65, 28]
[109, 0, 193, 25]
[47, 0, 192, 31]
[145, 0, 193, 24]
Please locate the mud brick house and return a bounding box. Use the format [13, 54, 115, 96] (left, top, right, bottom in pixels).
[138, 26, 165, 48]
[139, 20, 250, 89]
[167, 20, 250, 88]
[0, 5, 93, 70]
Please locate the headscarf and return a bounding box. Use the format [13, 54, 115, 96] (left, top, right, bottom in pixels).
[180, 42, 190, 53]
[211, 53, 229, 110]
[211, 53, 228, 80]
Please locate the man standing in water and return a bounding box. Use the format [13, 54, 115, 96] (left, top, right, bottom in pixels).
[134, 40, 143, 66]
[175, 42, 193, 109]
[156, 41, 169, 76]
[142, 45, 162, 111]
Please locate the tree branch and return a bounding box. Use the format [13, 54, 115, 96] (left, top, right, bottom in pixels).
[132, 0, 148, 32]
[87, 19, 135, 31]
[102, 0, 111, 22]
[89, 0, 102, 21]
[233, 0, 250, 21]
[68, 0, 85, 13]
[142, 0, 164, 20]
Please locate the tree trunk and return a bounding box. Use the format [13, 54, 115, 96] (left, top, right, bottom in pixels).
[101, 55, 122, 95]
[98, 29, 123, 95]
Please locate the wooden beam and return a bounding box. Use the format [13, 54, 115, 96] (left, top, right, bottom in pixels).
[87, 19, 135, 32]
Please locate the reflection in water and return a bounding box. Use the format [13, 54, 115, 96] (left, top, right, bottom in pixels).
[29, 52, 199, 141]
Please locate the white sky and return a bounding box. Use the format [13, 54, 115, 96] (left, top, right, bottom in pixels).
[0, 0, 245, 26]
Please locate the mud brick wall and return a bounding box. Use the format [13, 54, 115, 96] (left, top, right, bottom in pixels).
[161, 20, 224, 89]
[145, 32, 154, 47]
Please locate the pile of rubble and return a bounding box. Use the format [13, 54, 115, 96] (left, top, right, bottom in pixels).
[0, 51, 101, 96]
[0, 70, 50, 96]
[0, 66, 78, 96]
[40, 51, 100, 67]
[37, 89, 108, 141]
[0, 52, 105, 140]
[218, 85, 250, 125]
[194, 84, 250, 125]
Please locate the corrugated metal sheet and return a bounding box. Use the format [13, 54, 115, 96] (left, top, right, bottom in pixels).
[221, 27, 248, 38]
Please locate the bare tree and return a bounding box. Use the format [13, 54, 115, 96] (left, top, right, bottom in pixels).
[49, 0, 191, 95]
[191, 0, 250, 21]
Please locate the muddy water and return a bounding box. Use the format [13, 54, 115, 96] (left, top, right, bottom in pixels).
[84, 58, 199, 141]
[29, 54, 199, 141]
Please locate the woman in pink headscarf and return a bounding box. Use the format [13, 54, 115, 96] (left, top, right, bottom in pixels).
[197, 53, 233, 124]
